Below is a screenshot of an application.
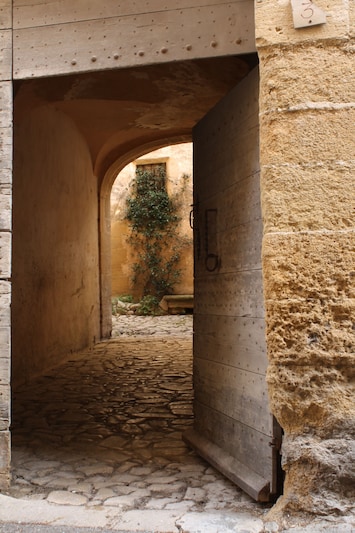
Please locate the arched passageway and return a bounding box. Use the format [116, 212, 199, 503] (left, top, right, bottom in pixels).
[12, 55, 256, 363]
[11, 53, 282, 512]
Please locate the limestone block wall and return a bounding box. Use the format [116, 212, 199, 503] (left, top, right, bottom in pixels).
[0, 0, 12, 490]
[256, 0, 355, 515]
[12, 106, 100, 388]
[110, 143, 193, 298]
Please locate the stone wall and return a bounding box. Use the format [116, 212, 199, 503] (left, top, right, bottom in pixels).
[12, 106, 100, 387]
[0, 0, 12, 490]
[256, 0, 355, 516]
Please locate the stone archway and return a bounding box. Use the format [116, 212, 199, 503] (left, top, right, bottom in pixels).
[12, 57, 254, 384]
[11, 55, 271, 486]
[100, 135, 192, 339]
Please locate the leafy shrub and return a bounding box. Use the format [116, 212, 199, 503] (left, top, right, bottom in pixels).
[125, 166, 187, 299]
[137, 295, 161, 316]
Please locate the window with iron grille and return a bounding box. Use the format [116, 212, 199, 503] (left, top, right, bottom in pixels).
[135, 162, 166, 190]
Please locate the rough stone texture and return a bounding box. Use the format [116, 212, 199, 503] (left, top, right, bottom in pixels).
[261, 163, 355, 233]
[0, 71, 11, 492]
[264, 232, 355, 464]
[0, 430, 10, 488]
[351, 1, 355, 37]
[263, 232, 354, 302]
[0, 316, 10, 442]
[280, 435, 355, 515]
[0, 30, 12, 81]
[255, 0, 350, 47]
[258, 0, 355, 516]
[260, 109, 355, 166]
[0, 232, 11, 277]
[258, 45, 355, 108]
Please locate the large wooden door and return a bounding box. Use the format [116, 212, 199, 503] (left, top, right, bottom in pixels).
[184, 68, 281, 502]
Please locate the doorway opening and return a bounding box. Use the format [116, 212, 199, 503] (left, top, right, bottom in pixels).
[10, 55, 282, 516]
[110, 142, 194, 315]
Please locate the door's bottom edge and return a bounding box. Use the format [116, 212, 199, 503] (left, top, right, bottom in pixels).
[183, 427, 271, 502]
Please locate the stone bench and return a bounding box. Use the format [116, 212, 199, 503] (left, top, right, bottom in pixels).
[159, 295, 194, 314]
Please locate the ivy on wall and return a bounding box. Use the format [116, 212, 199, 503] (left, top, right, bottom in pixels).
[125, 165, 189, 300]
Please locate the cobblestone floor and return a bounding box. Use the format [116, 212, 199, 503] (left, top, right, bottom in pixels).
[3, 316, 354, 531]
[8, 315, 261, 515]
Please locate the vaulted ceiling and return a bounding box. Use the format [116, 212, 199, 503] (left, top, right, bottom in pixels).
[14, 55, 257, 180]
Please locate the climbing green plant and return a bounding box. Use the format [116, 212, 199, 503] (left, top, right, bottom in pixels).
[125, 166, 188, 300]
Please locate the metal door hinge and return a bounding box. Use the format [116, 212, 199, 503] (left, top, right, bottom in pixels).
[269, 437, 282, 451]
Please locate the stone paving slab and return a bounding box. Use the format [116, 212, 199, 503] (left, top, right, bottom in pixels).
[0, 495, 353, 533]
[0, 526, 135, 533]
[111, 315, 193, 338]
[175, 511, 264, 532]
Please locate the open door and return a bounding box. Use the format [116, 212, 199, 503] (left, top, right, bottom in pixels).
[184, 67, 282, 502]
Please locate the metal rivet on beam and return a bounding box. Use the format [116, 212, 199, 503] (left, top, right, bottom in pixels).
[71, 59, 77, 65]
[113, 53, 120, 59]
[138, 50, 145, 56]
[91, 56, 97, 62]
[161, 47, 168, 54]
[185, 44, 192, 51]
[210, 40, 217, 47]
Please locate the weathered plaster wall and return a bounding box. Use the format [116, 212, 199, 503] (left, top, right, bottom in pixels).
[0, 0, 12, 490]
[12, 105, 100, 388]
[111, 143, 193, 298]
[256, 0, 355, 516]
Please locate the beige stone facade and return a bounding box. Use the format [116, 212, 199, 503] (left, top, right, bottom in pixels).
[111, 144, 193, 298]
[0, 0, 353, 520]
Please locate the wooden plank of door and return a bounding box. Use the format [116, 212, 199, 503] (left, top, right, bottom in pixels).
[194, 315, 267, 374]
[194, 270, 265, 317]
[194, 356, 272, 435]
[13, 0, 253, 28]
[185, 400, 273, 501]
